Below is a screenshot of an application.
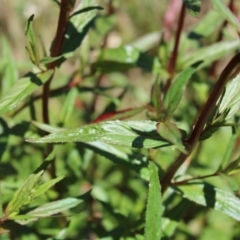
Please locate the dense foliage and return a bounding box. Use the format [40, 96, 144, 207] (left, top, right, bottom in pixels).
[1, 0, 240, 239]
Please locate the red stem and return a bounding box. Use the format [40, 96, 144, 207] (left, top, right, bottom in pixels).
[42, 0, 72, 124]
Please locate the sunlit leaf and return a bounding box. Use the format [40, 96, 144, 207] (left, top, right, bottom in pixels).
[25, 15, 40, 64]
[157, 121, 186, 153]
[5, 171, 44, 217]
[60, 0, 102, 64]
[15, 198, 83, 225]
[0, 70, 53, 115]
[174, 181, 240, 221]
[211, 0, 240, 32]
[27, 120, 172, 149]
[219, 173, 239, 192]
[181, 40, 240, 68]
[218, 73, 240, 120]
[188, 10, 222, 39]
[145, 161, 162, 240]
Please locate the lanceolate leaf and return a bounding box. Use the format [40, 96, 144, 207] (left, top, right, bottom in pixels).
[27, 120, 172, 149]
[181, 40, 240, 68]
[211, 0, 240, 32]
[0, 70, 53, 116]
[60, 0, 102, 63]
[145, 161, 162, 240]
[5, 171, 44, 217]
[218, 73, 240, 120]
[163, 66, 195, 115]
[25, 15, 40, 64]
[174, 181, 240, 221]
[14, 198, 83, 225]
[183, 0, 202, 17]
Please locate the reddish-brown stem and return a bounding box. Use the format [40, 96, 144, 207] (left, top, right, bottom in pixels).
[165, 2, 185, 91]
[161, 52, 240, 193]
[209, 0, 235, 77]
[42, 0, 72, 124]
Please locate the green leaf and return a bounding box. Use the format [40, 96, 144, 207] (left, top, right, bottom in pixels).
[163, 66, 195, 115]
[183, 0, 202, 17]
[59, 88, 78, 126]
[31, 176, 64, 199]
[25, 15, 40, 64]
[60, 0, 102, 64]
[218, 73, 240, 120]
[157, 121, 186, 153]
[27, 120, 172, 149]
[219, 173, 239, 192]
[218, 128, 237, 171]
[39, 55, 63, 65]
[181, 40, 240, 68]
[1, 37, 18, 94]
[0, 70, 53, 116]
[145, 161, 162, 240]
[188, 10, 222, 40]
[96, 46, 162, 73]
[174, 181, 240, 221]
[211, 0, 240, 32]
[5, 171, 44, 217]
[222, 156, 240, 174]
[78, 142, 149, 178]
[13, 198, 83, 225]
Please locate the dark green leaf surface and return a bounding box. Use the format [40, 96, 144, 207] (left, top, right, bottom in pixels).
[183, 0, 202, 17]
[60, 0, 102, 62]
[145, 161, 162, 240]
[96, 46, 162, 73]
[175, 181, 240, 221]
[163, 67, 195, 115]
[0, 70, 53, 115]
[27, 120, 172, 149]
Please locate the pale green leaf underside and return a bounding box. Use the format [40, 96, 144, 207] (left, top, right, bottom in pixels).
[175, 181, 240, 221]
[27, 120, 172, 149]
[145, 162, 162, 240]
[0, 70, 53, 115]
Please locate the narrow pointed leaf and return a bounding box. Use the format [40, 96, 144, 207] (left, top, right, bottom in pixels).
[182, 40, 240, 68]
[60, 0, 102, 63]
[145, 161, 162, 240]
[27, 120, 172, 149]
[16, 198, 83, 225]
[25, 15, 40, 64]
[5, 171, 43, 217]
[32, 176, 64, 199]
[183, 0, 201, 17]
[219, 173, 239, 192]
[163, 66, 195, 115]
[59, 88, 78, 126]
[157, 121, 186, 153]
[0, 70, 53, 115]
[222, 156, 240, 174]
[174, 181, 240, 221]
[211, 0, 240, 32]
[218, 128, 237, 171]
[218, 73, 240, 120]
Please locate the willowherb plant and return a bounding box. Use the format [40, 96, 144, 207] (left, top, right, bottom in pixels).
[0, 0, 240, 239]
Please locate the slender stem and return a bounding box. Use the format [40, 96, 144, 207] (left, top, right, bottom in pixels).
[161, 52, 240, 193]
[42, 0, 72, 124]
[164, 2, 185, 91]
[187, 53, 240, 147]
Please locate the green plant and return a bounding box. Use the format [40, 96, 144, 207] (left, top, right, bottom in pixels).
[1, 0, 240, 239]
